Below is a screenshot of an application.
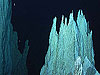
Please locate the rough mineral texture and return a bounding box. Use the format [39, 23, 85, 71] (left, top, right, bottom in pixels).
[0, 0, 29, 75]
[40, 10, 100, 75]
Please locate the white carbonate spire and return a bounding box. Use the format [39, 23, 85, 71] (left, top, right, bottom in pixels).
[51, 17, 57, 32]
[69, 11, 74, 20]
[50, 17, 57, 34]
[68, 11, 74, 26]
[77, 10, 81, 18]
[61, 15, 64, 23]
[40, 10, 99, 75]
[80, 10, 83, 16]
[53, 17, 57, 26]
[65, 17, 67, 25]
[49, 17, 58, 42]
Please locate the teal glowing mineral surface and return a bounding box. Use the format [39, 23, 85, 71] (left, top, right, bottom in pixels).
[40, 10, 100, 75]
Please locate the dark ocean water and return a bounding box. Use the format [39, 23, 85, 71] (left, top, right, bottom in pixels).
[11, 0, 100, 74]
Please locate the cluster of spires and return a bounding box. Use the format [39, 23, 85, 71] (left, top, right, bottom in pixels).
[52, 10, 85, 30]
[40, 10, 100, 75]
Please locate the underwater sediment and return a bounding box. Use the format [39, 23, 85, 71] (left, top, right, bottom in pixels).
[40, 10, 100, 75]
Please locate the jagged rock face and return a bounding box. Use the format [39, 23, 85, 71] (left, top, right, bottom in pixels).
[40, 10, 100, 75]
[0, 0, 29, 75]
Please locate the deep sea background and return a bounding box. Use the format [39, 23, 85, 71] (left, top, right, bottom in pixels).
[11, 0, 100, 75]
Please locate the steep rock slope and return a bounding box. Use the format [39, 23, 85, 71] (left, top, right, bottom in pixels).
[0, 0, 29, 75]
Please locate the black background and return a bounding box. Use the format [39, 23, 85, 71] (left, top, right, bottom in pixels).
[11, 0, 100, 75]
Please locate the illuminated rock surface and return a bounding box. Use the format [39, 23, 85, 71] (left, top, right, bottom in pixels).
[0, 0, 29, 75]
[40, 10, 100, 75]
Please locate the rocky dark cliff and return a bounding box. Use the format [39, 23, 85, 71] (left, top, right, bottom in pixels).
[0, 0, 29, 75]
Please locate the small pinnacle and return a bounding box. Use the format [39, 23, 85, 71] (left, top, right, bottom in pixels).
[65, 17, 67, 25]
[61, 15, 64, 23]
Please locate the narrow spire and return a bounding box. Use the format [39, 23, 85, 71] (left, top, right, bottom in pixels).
[78, 10, 81, 17]
[69, 11, 74, 20]
[80, 10, 83, 16]
[77, 10, 81, 27]
[52, 17, 57, 29]
[65, 17, 67, 25]
[53, 17, 57, 24]
[61, 15, 64, 23]
[68, 11, 74, 25]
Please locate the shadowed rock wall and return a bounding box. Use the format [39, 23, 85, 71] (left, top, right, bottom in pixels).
[0, 0, 29, 75]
